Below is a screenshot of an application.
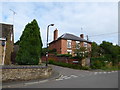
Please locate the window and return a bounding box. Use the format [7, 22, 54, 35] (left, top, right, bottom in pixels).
[67, 50, 72, 54]
[1, 41, 5, 46]
[76, 41, 80, 49]
[84, 42, 87, 47]
[67, 40, 71, 48]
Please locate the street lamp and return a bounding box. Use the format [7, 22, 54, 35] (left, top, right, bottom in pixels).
[46, 24, 54, 67]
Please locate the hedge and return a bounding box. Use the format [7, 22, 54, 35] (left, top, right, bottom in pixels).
[48, 60, 90, 70]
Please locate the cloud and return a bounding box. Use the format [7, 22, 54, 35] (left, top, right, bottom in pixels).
[1, 2, 118, 47]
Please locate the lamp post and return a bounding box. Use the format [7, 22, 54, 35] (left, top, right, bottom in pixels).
[46, 24, 54, 67]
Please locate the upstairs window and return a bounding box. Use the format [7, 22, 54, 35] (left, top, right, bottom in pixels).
[67, 40, 71, 48]
[76, 41, 80, 49]
[84, 42, 87, 47]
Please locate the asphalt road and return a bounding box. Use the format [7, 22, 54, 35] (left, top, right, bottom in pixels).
[3, 65, 119, 88]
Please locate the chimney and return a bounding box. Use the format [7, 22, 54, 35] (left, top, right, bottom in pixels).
[80, 34, 84, 47]
[54, 29, 58, 41]
[80, 34, 84, 38]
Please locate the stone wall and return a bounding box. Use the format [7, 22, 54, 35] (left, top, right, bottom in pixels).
[1, 65, 52, 82]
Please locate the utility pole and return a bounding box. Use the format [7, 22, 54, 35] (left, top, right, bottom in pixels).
[81, 27, 83, 33]
[10, 9, 16, 43]
[86, 35, 89, 40]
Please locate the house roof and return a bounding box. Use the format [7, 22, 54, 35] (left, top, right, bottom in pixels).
[50, 33, 91, 44]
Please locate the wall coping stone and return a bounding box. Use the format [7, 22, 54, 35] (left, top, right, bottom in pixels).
[0, 65, 48, 69]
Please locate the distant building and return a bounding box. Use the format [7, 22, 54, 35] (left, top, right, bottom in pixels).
[49, 29, 92, 56]
[0, 23, 14, 65]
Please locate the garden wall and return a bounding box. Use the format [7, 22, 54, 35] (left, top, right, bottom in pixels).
[42, 55, 90, 66]
[1, 65, 52, 82]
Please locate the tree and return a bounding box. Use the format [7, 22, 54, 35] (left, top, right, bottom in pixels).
[100, 41, 119, 66]
[74, 46, 88, 66]
[14, 40, 20, 45]
[91, 42, 101, 57]
[16, 19, 43, 65]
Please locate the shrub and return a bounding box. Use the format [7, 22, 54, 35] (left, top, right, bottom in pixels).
[57, 54, 72, 57]
[90, 57, 106, 69]
[16, 19, 43, 65]
[48, 60, 90, 70]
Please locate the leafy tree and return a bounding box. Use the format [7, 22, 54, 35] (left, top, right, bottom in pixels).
[100, 41, 119, 66]
[74, 46, 88, 66]
[16, 19, 43, 65]
[91, 42, 101, 57]
[14, 40, 20, 45]
[41, 48, 57, 56]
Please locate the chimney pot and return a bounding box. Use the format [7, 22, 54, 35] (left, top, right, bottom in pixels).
[80, 34, 84, 38]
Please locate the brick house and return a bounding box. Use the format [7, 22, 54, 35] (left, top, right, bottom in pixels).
[0, 23, 14, 65]
[49, 29, 92, 56]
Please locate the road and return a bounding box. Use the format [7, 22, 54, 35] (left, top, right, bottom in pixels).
[3, 65, 118, 88]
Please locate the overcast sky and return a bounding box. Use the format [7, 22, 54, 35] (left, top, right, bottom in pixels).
[1, 1, 118, 47]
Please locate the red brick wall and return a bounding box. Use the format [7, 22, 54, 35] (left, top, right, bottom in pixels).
[41, 55, 78, 64]
[49, 39, 91, 56]
[49, 39, 67, 54]
[61, 39, 67, 54]
[71, 40, 76, 56]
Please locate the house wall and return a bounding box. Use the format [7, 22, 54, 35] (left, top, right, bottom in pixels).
[49, 40, 61, 54]
[1, 24, 14, 65]
[61, 39, 67, 54]
[4, 36, 14, 65]
[87, 43, 92, 52]
[49, 39, 67, 54]
[49, 39, 91, 56]
[0, 41, 3, 64]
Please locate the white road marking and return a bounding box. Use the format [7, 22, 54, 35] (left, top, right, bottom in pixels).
[25, 82, 39, 85]
[94, 72, 98, 75]
[56, 75, 79, 81]
[103, 72, 107, 74]
[70, 75, 78, 78]
[56, 78, 63, 81]
[98, 72, 102, 74]
[38, 80, 48, 83]
[61, 76, 68, 78]
[25, 80, 48, 85]
[64, 77, 71, 79]
[112, 71, 115, 73]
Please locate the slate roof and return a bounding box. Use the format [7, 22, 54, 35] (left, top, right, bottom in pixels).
[50, 33, 91, 44]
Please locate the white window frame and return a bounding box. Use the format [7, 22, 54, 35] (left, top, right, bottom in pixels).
[67, 40, 71, 48]
[76, 41, 80, 49]
[67, 49, 72, 54]
[84, 42, 87, 47]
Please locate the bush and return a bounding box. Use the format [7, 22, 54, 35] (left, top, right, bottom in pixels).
[57, 54, 72, 57]
[90, 57, 106, 69]
[48, 60, 90, 70]
[70, 56, 79, 59]
[16, 19, 43, 65]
